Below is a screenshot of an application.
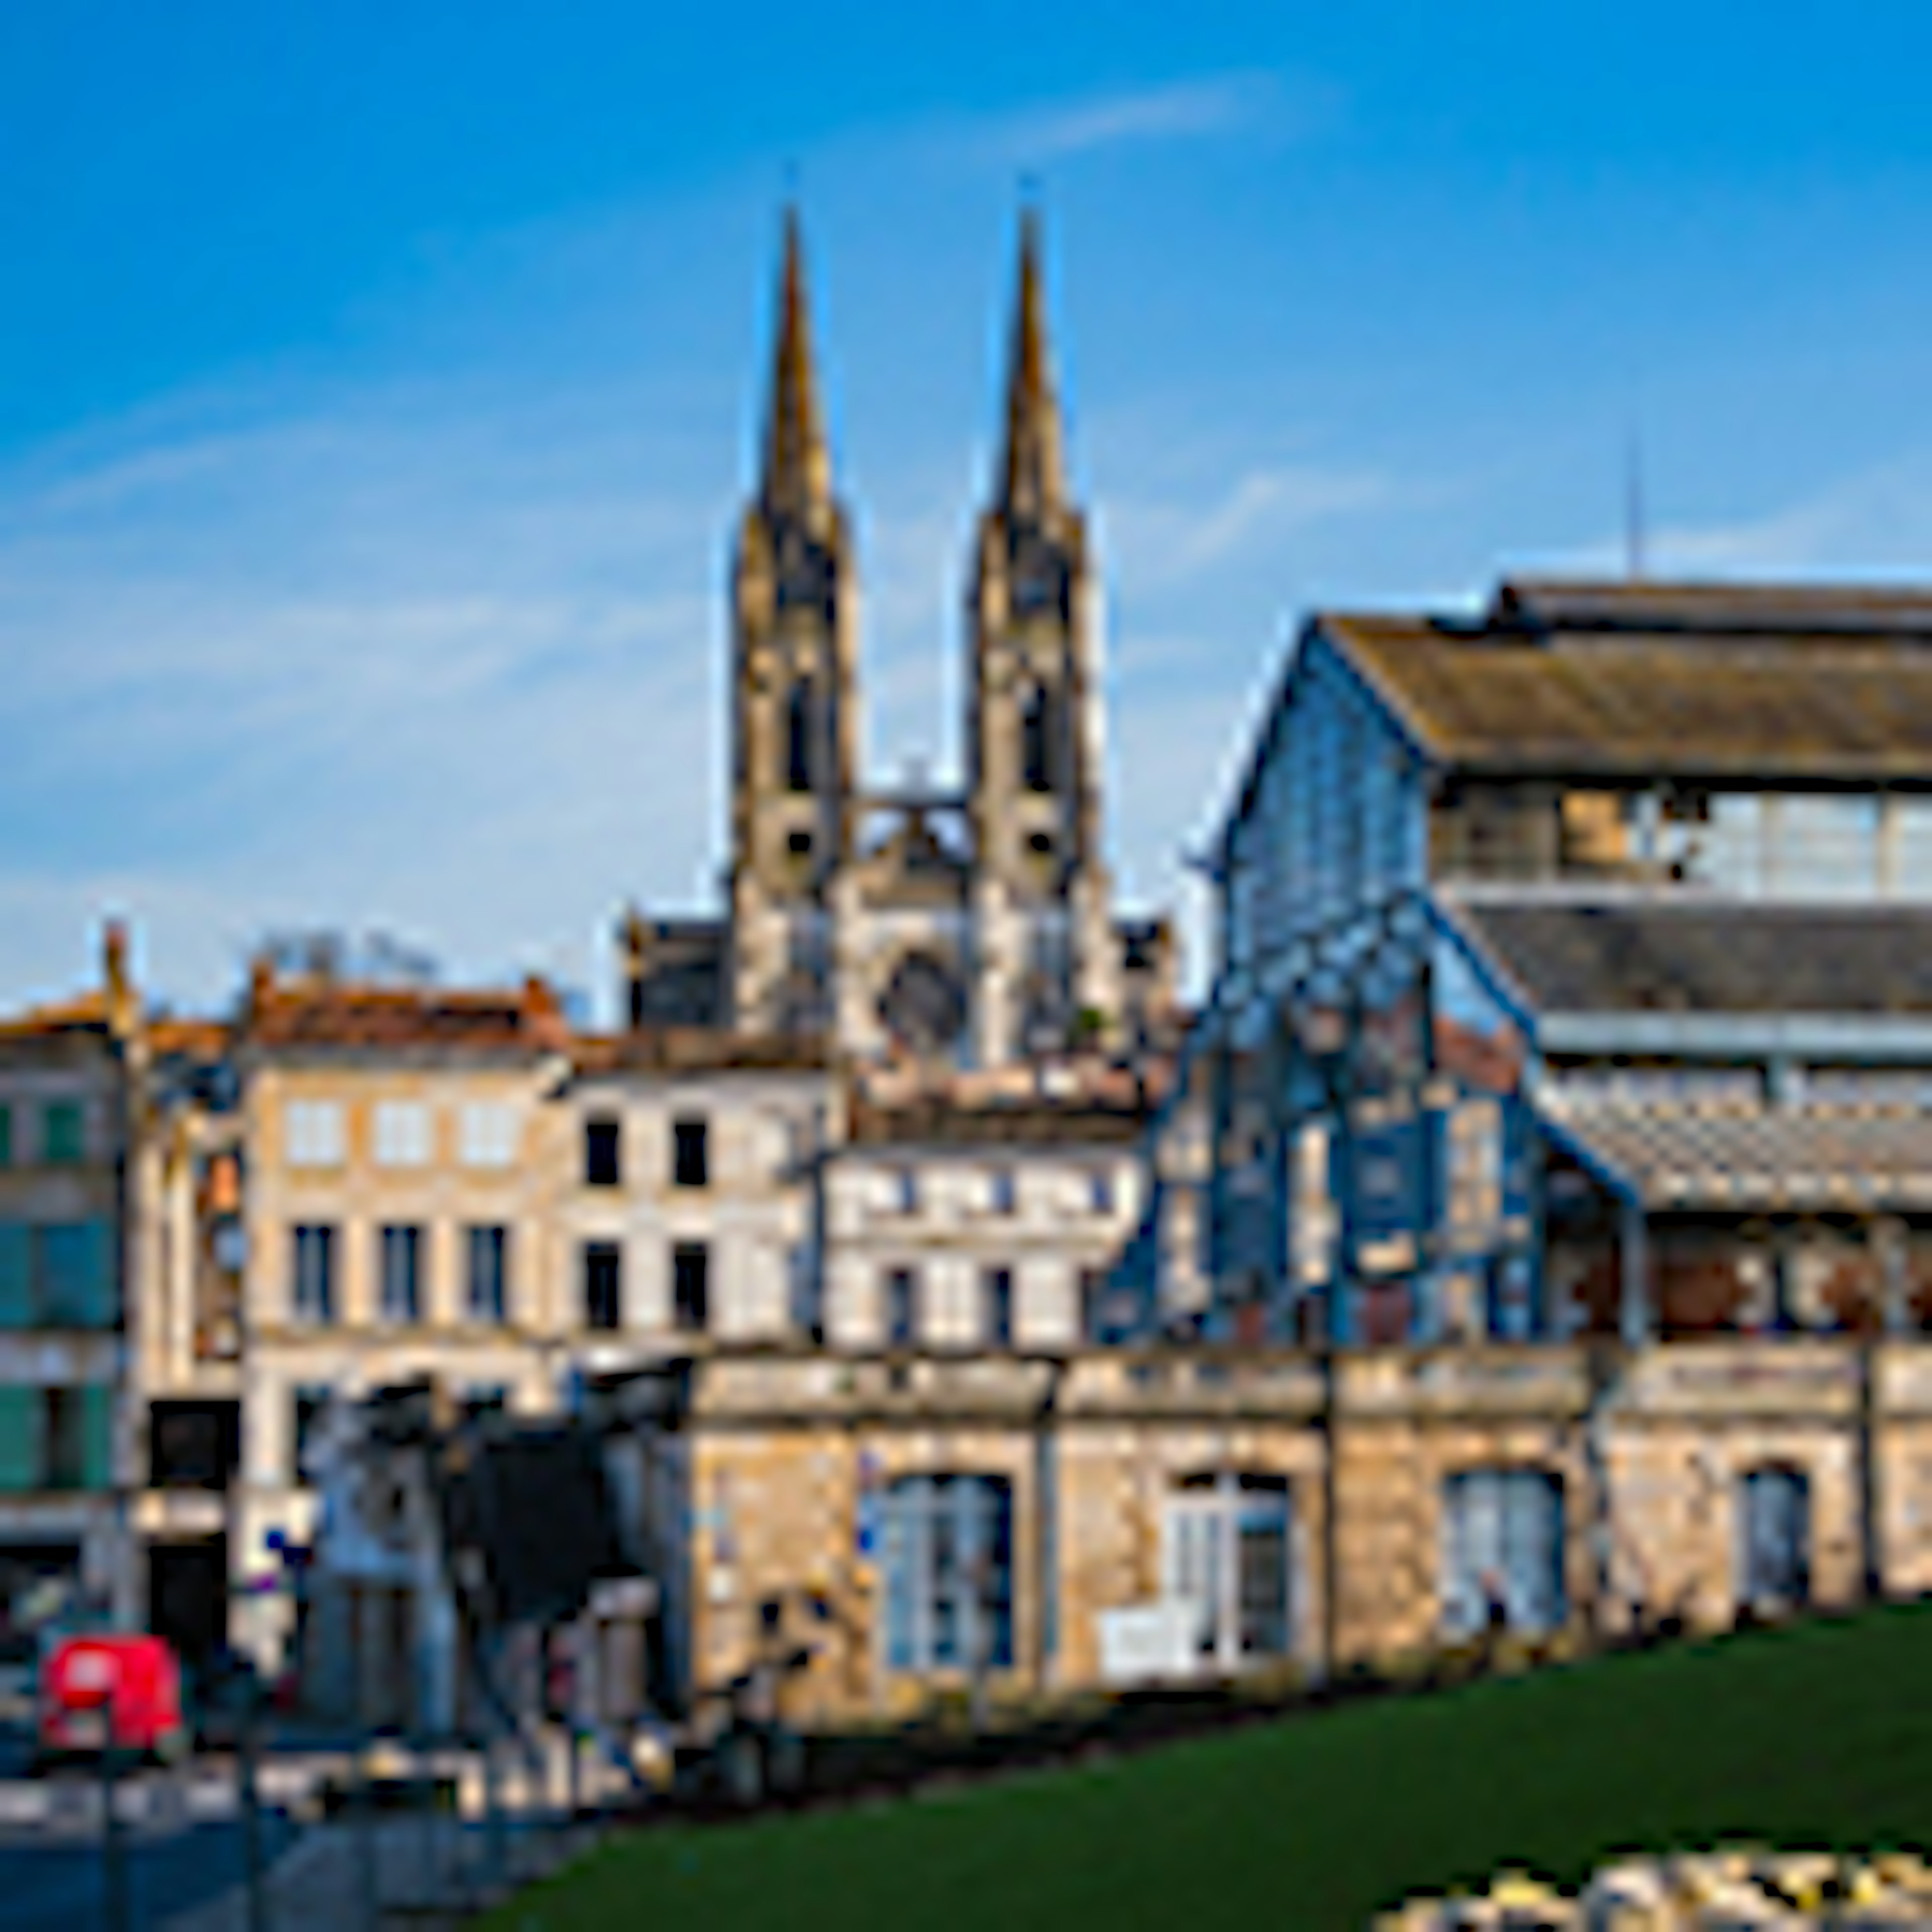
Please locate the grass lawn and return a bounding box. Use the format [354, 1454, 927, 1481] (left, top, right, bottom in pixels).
[491, 1602, 1932, 1930]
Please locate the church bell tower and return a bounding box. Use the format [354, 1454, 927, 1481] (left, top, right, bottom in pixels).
[729, 209, 860, 1034]
[965, 210, 1120, 1064]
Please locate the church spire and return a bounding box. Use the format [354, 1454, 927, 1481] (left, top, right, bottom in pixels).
[999, 206, 1065, 521]
[762, 206, 831, 518]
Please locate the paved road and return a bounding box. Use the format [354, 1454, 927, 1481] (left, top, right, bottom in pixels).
[0, 1810, 299, 1932]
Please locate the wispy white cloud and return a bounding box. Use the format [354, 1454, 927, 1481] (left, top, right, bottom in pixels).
[1105, 460, 1396, 596]
[1524, 454, 1932, 583]
[947, 70, 1335, 170]
[0, 368, 736, 1014]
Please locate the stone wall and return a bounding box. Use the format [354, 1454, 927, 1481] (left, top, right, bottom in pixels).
[638, 1340, 1932, 1727]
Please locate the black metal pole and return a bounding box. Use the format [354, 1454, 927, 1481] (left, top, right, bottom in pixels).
[240, 1667, 267, 1932]
[100, 1741, 129, 1932]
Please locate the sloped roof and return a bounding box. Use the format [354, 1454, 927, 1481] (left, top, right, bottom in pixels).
[1453, 896, 1932, 1017]
[846, 1056, 1170, 1148]
[1547, 1096, 1932, 1211]
[848, 1093, 1152, 1148]
[1324, 578, 1932, 778]
[1499, 577, 1932, 636]
[0, 992, 113, 1040]
[246, 975, 568, 1056]
[571, 1028, 827, 1077]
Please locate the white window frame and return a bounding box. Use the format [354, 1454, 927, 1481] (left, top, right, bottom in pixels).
[1160, 1474, 1294, 1675]
[372, 1101, 432, 1169]
[285, 1101, 345, 1170]
[458, 1102, 520, 1170]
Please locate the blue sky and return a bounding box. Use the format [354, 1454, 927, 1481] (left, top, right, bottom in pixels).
[8, 3, 1932, 1015]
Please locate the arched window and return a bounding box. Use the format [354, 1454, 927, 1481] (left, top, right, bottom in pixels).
[1020, 681, 1054, 794]
[786, 679, 816, 793]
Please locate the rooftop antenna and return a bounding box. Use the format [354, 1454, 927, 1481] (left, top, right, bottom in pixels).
[1624, 419, 1647, 583]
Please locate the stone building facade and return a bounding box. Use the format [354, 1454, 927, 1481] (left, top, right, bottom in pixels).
[613, 1333, 1924, 1728]
[0, 936, 140, 1656]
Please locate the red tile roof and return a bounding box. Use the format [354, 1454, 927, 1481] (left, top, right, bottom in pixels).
[244, 968, 569, 1056]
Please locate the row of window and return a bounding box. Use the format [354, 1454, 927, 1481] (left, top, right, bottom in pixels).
[584, 1117, 707, 1189]
[877, 1166, 1115, 1217]
[0, 1100, 88, 1171]
[0, 1385, 114, 1493]
[285, 1099, 520, 1171]
[582, 1240, 709, 1332]
[0, 1220, 117, 1330]
[878, 1467, 1565, 1681]
[287, 1224, 711, 1333]
[875, 1473, 1290, 1678]
[283, 1101, 716, 1189]
[291, 1223, 510, 1326]
[878, 1265, 1110, 1348]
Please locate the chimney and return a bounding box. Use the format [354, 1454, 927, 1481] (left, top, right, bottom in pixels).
[618, 906, 649, 1032]
[102, 918, 136, 1040]
[246, 953, 275, 1020]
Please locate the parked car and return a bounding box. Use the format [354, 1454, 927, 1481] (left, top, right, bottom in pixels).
[37, 1632, 190, 1766]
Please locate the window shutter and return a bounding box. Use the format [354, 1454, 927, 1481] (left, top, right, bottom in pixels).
[38, 1227, 79, 1325]
[43, 1101, 85, 1165]
[80, 1220, 116, 1328]
[0, 1388, 38, 1490]
[38, 1223, 114, 1328]
[80, 1385, 115, 1490]
[0, 1225, 30, 1328]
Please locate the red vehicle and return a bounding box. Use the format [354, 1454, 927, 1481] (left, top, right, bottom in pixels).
[37, 1633, 190, 1764]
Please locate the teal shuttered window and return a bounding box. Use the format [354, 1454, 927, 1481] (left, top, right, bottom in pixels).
[41, 1101, 84, 1166]
[0, 1387, 116, 1491]
[0, 1226, 30, 1329]
[0, 1222, 114, 1328]
[0, 1388, 35, 1491]
[80, 1385, 114, 1490]
[37, 1221, 116, 1328]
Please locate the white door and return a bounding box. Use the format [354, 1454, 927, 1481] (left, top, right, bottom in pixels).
[1163, 1496, 1226, 1666]
[1162, 1478, 1293, 1672]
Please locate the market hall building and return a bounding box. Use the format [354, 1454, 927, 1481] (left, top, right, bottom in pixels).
[606, 578, 1932, 1729]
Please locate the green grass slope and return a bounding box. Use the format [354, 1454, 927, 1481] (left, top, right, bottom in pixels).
[493, 1603, 1932, 1931]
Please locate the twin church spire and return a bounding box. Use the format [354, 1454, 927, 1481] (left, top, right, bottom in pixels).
[756, 203, 1068, 529]
[732, 204, 1107, 1063]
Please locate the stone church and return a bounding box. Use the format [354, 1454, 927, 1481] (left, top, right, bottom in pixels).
[620, 210, 1177, 1066]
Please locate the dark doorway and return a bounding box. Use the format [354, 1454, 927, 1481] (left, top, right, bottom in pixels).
[148, 1537, 229, 1675]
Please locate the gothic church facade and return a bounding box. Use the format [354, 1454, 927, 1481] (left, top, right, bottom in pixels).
[622, 211, 1177, 1067]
